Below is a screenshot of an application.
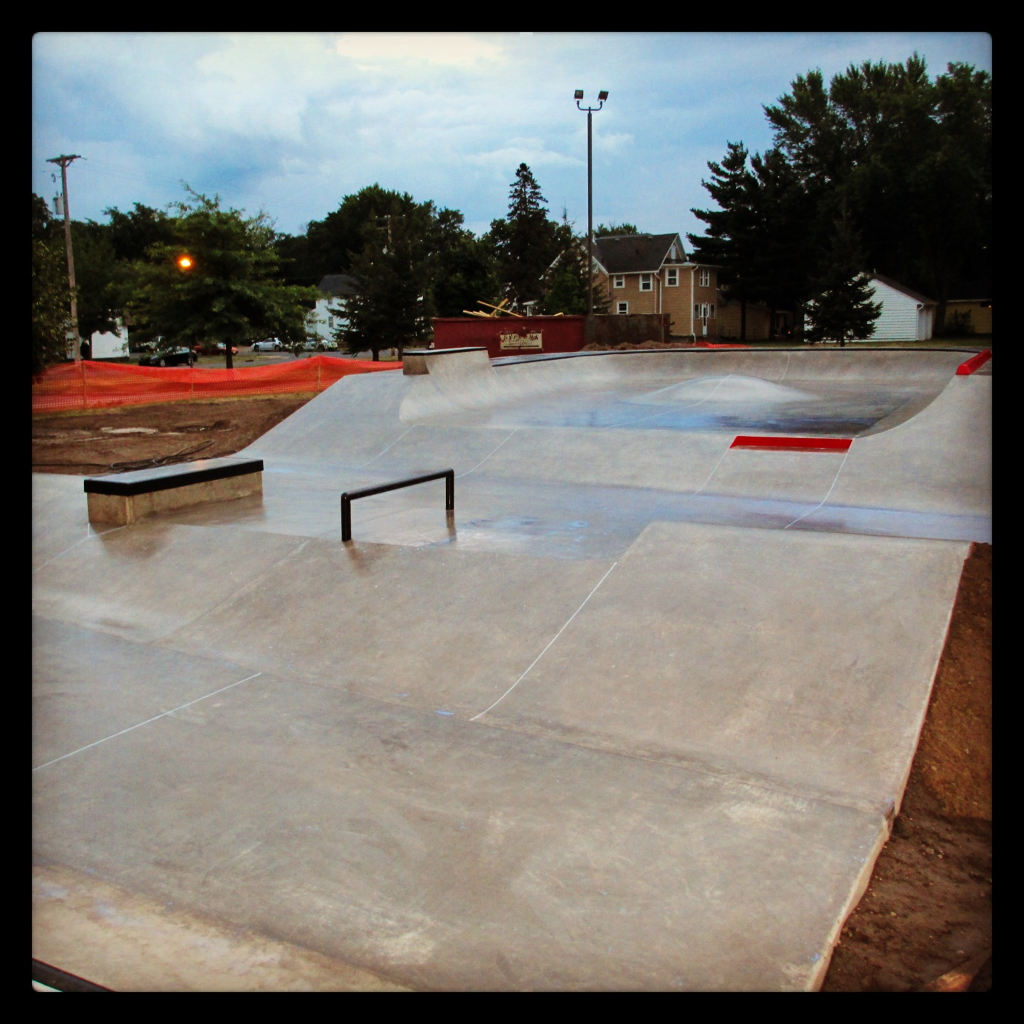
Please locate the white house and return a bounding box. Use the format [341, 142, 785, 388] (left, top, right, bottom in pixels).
[861, 274, 937, 342]
[307, 274, 358, 345]
[79, 318, 130, 360]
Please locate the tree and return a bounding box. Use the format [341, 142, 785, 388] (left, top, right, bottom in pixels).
[688, 143, 761, 339]
[128, 186, 319, 368]
[340, 216, 428, 361]
[424, 207, 499, 317]
[595, 223, 640, 236]
[488, 164, 559, 311]
[744, 147, 816, 333]
[32, 194, 71, 375]
[802, 212, 881, 345]
[764, 55, 991, 327]
[304, 185, 435, 281]
[69, 220, 121, 339]
[105, 203, 175, 263]
[538, 212, 609, 315]
[32, 234, 71, 377]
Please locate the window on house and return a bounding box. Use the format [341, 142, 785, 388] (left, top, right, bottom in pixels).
[612, 275, 625, 289]
[666, 268, 678, 287]
[617, 301, 628, 314]
[699, 269, 710, 287]
[640, 274, 652, 292]
[694, 304, 701, 318]
[709, 304, 716, 318]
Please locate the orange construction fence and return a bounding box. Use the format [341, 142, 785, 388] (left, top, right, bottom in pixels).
[32, 357, 402, 413]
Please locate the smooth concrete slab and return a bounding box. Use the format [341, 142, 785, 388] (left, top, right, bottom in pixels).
[481, 522, 969, 814]
[33, 346, 990, 990]
[33, 863, 409, 991]
[33, 521, 306, 643]
[33, 662, 884, 991]
[155, 533, 612, 714]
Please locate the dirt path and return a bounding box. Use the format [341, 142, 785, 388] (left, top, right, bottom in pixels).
[32, 395, 992, 991]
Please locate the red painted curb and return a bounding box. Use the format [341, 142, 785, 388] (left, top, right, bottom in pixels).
[956, 350, 992, 375]
[730, 435, 852, 452]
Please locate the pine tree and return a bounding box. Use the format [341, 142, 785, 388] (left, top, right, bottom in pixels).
[688, 143, 759, 339]
[802, 213, 881, 345]
[490, 164, 558, 311]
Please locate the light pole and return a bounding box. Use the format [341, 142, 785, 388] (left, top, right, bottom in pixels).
[575, 90, 608, 315]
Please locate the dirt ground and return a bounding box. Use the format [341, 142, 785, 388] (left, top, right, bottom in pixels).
[32, 394, 992, 992]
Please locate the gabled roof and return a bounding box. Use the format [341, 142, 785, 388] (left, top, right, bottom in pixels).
[317, 273, 359, 299]
[593, 233, 685, 275]
[870, 273, 936, 305]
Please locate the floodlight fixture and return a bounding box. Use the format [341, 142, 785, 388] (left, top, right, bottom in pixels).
[574, 89, 584, 100]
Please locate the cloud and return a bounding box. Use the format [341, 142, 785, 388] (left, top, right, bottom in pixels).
[333, 32, 509, 70]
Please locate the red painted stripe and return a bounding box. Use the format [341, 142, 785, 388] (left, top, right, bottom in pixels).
[730, 435, 852, 452]
[956, 350, 992, 375]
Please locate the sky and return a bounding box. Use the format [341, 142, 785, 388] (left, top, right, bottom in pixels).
[32, 32, 992, 249]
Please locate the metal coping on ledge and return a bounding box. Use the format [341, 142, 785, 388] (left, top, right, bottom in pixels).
[83, 458, 265, 496]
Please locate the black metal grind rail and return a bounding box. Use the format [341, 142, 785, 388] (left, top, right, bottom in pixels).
[341, 469, 454, 542]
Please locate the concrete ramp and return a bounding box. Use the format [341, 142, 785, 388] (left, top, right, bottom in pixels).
[33, 346, 990, 990]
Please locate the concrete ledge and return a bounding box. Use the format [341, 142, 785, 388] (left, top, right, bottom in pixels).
[403, 347, 488, 375]
[84, 457, 264, 526]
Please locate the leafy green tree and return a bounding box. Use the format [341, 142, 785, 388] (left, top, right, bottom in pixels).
[487, 164, 559, 311]
[425, 208, 499, 317]
[104, 203, 176, 263]
[802, 212, 881, 345]
[128, 186, 319, 368]
[304, 185, 435, 280]
[69, 220, 121, 339]
[32, 194, 73, 375]
[340, 217, 428, 361]
[32, 233, 71, 376]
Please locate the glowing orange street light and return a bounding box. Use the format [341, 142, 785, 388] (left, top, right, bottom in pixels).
[177, 255, 194, 271]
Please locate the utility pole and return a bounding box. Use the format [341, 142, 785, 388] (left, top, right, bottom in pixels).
[47, 154, 82, 361]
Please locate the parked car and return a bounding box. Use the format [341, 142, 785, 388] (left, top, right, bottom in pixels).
[302, 339, 339, 351]
[216, 343, 240, 355]
[139, 346, 195, 367]
[250, 338, 282, 352]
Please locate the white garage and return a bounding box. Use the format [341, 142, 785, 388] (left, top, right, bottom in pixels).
[862, 274, 937, 342]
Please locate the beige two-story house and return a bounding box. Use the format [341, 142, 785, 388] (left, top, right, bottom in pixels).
[592, 233, 719, 339]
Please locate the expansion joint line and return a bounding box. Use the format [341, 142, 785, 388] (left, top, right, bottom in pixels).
[456, 429, 520, 479]
[32, 672, 263, 772]
[33, 523, 128, 574]
[470, 561, 618, 722]
[783, 447, 853, 529]
[777, 351, 792, 383]
[360, 427, 415, 467]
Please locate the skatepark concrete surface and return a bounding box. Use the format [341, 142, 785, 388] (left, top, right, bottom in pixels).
[33, 346, 991, 990]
